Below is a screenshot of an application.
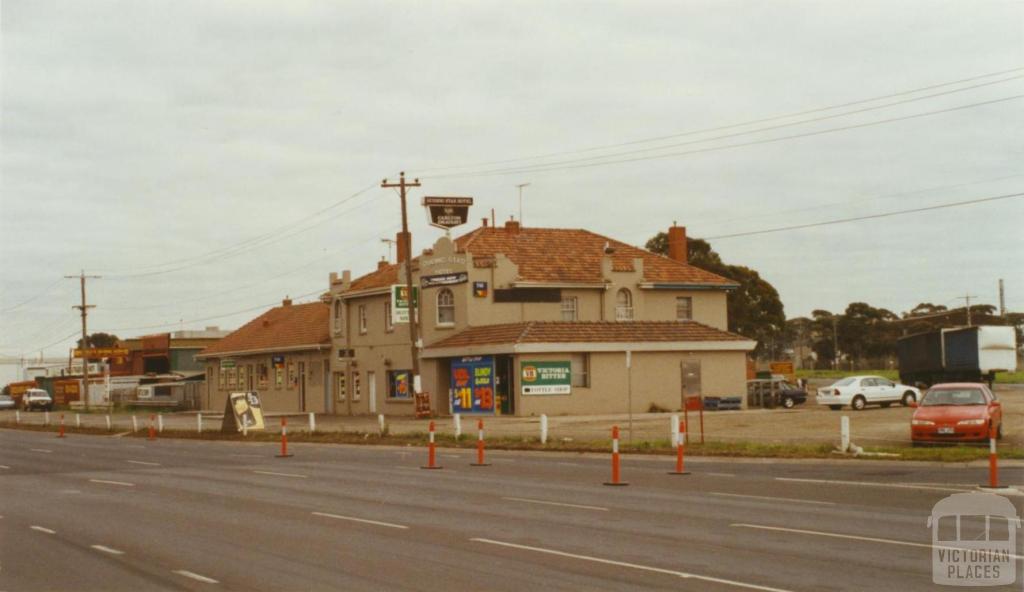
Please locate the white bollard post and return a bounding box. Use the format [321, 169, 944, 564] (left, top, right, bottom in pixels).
[453, 413, 462, 439]
[378, 414, 385, 435]
[44, 411, 50, 426]
[670, 414, 680, 445]
[309, 412, 316, 433]
[157, 414, 164, 433]
[132, 415, 138, 433]
[840, 416, 850, 453]
[197, 413, 203, 433]
[76, 413, 81, 428]
[16, 410, 21, 424]
[106, 415, 111, 431]
[540, 414, 548, 444]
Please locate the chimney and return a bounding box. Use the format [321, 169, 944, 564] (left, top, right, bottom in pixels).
[482, 218, 489, 228]
[282, 297, 292, 307]
[396, 231, 411, 264]
[505, 218, 521, 234]
[377, 258, 389, 270]
[667, 224, 687, 263]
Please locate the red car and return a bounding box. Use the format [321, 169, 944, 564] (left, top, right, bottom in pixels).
[911, 383, 1003, 444]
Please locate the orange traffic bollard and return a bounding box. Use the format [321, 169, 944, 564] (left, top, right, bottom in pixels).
[57, 413, 65, 439]
[981, 423, 999, 488]
[603, 425, 628, 486]
[277, 416, 293, 458]
[148, 414, 156, 441]
[668, 419, 690, 475]
[471, 419, 490, 467]
[421, 421, 442, 469]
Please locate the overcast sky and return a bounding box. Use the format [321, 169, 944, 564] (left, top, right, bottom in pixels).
[2, 1, 1022, 358]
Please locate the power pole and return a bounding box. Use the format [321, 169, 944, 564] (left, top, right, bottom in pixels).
[381, 172, 423, 408]
[998, 279, 1005, 317]
[957, 293, 979, 327]
[65, 270, 100, 410]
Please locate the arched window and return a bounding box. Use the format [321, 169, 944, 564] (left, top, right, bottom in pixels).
[437, 288, 455, 325]
[615, 288, 633, 321]
[333, 299, 343, 333]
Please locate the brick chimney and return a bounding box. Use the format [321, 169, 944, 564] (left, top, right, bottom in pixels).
[377, 258, 389, 270]
[396, 231, 411, 264]
[505, 218, 521, 234]
[282, 297, 292, 307]
[667, 224, 687, 263]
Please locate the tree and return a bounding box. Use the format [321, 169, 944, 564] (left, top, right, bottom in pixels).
[810, 309, 839, 367]
[837, 302, 899, 362]
[646, 232, 785, 356]
[77, 332, 120, 349]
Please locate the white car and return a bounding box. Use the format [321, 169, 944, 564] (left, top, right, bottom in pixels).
[816, 375, 921, 411]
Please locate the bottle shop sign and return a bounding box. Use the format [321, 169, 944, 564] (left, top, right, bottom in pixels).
[423, 196, 473, 230]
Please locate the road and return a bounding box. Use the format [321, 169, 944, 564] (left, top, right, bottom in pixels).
[2, 428, 1022, 591]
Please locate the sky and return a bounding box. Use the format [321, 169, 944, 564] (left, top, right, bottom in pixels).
[1, 0, 1022, 359]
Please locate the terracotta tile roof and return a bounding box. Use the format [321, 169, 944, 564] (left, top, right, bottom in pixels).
[348, 263, 401, 292]
[427, 321, 750, 349]
[454, 227, 735, 285]
[198, 302, 330, 357]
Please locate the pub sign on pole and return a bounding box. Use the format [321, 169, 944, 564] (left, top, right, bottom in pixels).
[422, 197, 473, 230]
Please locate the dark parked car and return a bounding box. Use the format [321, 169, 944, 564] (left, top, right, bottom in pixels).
[746, 379, 807, 409]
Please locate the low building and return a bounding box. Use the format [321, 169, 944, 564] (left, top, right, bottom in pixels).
[328, 220, 756, 416]
[196, 299, 330, 413]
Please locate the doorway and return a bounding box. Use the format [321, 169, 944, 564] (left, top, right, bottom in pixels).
[324, 361, 333, 414]
[368, 371, 377, 414]
[298, 362, 306, 412]
[496, 356, 515, 415]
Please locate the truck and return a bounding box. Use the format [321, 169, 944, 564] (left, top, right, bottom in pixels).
[897, 325, 1018, 387]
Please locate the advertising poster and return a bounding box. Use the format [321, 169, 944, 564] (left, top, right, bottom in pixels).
[450, 356, 495, 413]
[226, 391, 265, 432]
[521, 361, 572, 395]
[390, 285, 420, 324]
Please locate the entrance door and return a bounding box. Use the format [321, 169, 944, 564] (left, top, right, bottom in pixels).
[247, 364, 255, 390]
[324, 361, 333, 413]
[298, 362, 306, 412]
[496, 356, 515, 415]
[681, 360, 702, 407]
[368, 371, 377, 414]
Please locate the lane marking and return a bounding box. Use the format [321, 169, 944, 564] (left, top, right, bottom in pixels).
[704, 472, 736, 478]
[253, 470, 307, 479]
[556, 462, 582, 467]
[30, 526, 56, 534]
[471, 538, 794, 592]
[442, 454, 461, 459]
[775, 477, 968, 493]
[0, 465, 10, 469]
[91, 545, 125, 555]
[730, 524, 1024, 560]
[125, 445, 146, 449]
[502, 497, 609, 511]
[229, 453, 262, 458]
[173, 570, 219, 584]
[30, 448, 52, 453]
[312, 511, 409, 530]
[709, 492, 836, 506]
[89, 479, 135, 487]
[126, 460, 161, 466]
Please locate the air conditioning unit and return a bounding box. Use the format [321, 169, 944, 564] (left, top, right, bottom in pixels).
[137, 386, 154, 399]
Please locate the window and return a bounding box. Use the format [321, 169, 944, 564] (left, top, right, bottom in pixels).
[353, 371, 361, 401]
[257, 363, 269, 388]
[561, 296, 578, 321]
[385, 300, 394, 332]
[615, 288, 633, 321]
[388, 370, 412, 399]
[358, 304, 367, 334]
[676, 296, 692, 321]
[570, 353, 590, 387]
[333, 299, 343, 333]
[437, 288, 455, 326]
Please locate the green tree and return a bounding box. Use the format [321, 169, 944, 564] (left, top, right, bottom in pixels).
[76, 332, 120, 349]
[646, 233, 785, 356]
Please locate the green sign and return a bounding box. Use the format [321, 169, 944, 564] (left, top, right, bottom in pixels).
[390, 285, 420, 324]
[520, 361, 571, 395]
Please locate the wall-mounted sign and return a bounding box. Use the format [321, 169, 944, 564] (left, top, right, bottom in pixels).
[74, 348, 130, 358]
[451, 356, 495, 413]
[421, 272, 468, 288]
[473, 281, 488, 297]
[390, 285, 420, 324]
[521, 361, 572, 395]
[423, 196, 473, 229]
[220, 359, 237, 369]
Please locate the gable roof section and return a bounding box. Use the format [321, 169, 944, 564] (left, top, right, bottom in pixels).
[427, 321, 751, 349]
[197, 302, 330, 358]
[455, 227, 735, 285]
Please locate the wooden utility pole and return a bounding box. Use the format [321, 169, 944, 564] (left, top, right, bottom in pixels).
[957, 293, 979, 327]
[65, 271, 100, 410]
[381, 172, 423, 408]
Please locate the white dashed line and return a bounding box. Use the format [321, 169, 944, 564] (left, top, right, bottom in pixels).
[709, 492, 836, 506]
[774, 477, 969, 493]
[312, 511, 409, 529]
[704, 472, 736, 478]
[30, 526, 56, 534]
[253, 470, 307, 479]
[89, 479, 135, 487]
[30, 448, 52, 453]
[91, 545, 125, 555]
[126, 460, 161, 466]
[556, 462, 582, 467]
[502, 497, 609, 511]
[471, 538, 795, 592]
[173, 570, 219, 584]
[0, 465, 10, 469]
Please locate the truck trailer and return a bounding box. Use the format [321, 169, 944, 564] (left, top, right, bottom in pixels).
[897, 325, 1017, 387]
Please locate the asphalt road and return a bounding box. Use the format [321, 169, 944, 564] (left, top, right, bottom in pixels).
[2, 429, 1022, 591]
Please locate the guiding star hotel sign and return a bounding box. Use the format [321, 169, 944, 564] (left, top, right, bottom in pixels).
[422, 196, 473, 230]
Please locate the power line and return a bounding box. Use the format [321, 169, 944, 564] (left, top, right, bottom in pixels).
[704, 192, 1024, 240]
[412, 66, 1024, 174]
[0, 278, 65, 314]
